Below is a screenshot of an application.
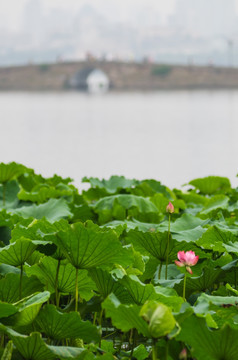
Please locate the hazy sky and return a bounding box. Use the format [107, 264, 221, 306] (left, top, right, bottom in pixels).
[1, 0, 238, 32]
[0, 0, 177, 31]
[1, 0, 238, 66]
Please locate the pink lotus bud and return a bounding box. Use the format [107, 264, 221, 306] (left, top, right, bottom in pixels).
[175, 250, 199, 274]
[166, 202, 174, 214]
[179, 348, 187, 359]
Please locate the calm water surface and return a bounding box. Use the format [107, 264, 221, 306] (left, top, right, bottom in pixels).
[0, 91, 237, 189]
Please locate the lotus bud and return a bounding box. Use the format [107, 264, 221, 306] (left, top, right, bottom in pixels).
[166, 202, 174, 214]
[179, 348, 187, 359]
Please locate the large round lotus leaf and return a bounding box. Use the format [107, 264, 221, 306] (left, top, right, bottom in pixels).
[0, 162, 27, 184]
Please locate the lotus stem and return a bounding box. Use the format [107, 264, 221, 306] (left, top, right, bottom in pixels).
[46, 282, 50, 304]
[2, 182, 6, 208]
[19, 264, 23, 300]
[165, 338, 169, 360]
[130, 329, 137, 359]
[129, 328, 133, 349]
[93, 311, 97, 325]
[235, 267, 237, 290]
[55, 259, 61, 307]
[183, 273, 187, 301]
[99, 309, 103, 348]
[165, 214, 171, 280]
[75, 267, 79, 312]
[119, 333, 125, 354]
[152, 339, 157, 360]
[158, 261, 163, 280]
[0, 334, 4, 348]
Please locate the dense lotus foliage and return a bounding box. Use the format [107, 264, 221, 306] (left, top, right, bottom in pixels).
[0, 163, 237, 359]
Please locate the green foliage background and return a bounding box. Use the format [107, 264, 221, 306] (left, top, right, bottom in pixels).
[0, 163, 237, 359]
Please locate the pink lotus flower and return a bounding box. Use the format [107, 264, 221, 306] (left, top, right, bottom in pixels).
[166, 202, 174, 214]
[175, 251, 199, 274]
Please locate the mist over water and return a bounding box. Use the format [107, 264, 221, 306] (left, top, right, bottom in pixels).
[0, 91, 237, 189]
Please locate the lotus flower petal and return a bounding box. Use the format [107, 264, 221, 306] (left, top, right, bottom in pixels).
[177, 251, 186, 262]
[175, 260, 185, 267]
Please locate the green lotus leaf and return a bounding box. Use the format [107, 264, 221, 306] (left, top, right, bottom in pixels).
[25, 256, 95, 300]
[0, 180, 20, 210]
[18, 183, 74, 204]
[82, 176, 139, 194]
[0, 163, 28, 184]
[94, 194, 160, 224]
[0, 326, 86, 360]
[159, 263, 222, 297]
[125, 229, 203, 263]
[88, 268, 132, 303]
[13, 198, 72, 222]
[184, 265, 221, 294]
[125, 229, 168, 261]
[151, 194, 186, 214]
[98, 340, 115, 355]
[189, 176, 231, 195]
[193, 293, 238, 317]
[102, 294, 150, 337]
[176, 315, 238, 360]
[125, 247, 145, 276]
[89, 269, 158, 305]
[104, 219, 161, 232]
[173, 226, 206, 243]
[11, 219, 68, 262]
[140, 301, 176, 338]
[211, 307, 238, 329]
[130, 179, 173, 198]
[168, 213, 208, 242]
[6, 291, 50, 327]
[48, 344, 86, 359]
[214, 222, 238, 235]
[113, 273, 183, 309]
[171, 213, 209, 232]
[0, 209, 20, 228]
[196, 226, 238, 252]
[140, 256, 159, 282]
[118, 275, 159, 305]
[11, 218, 68, 241]
[0, 303, 18, 319]
[174, 189, 208, 206]
[154, 287, 183, 312]
[150, 194, 173, 214]
[200, 195, 229, 215]
[51, 221, 130, 269]
[17, 171, 42, 192]
[123, 344, 149, 360]
[0, 264, 21, 276]
[0, 238, 37, 266]
[26, 250, 43, 266]
[222, 243, 238, 254]
[18, 171, 73, 192]
[36, 304, 100, 342]
[0, 273, 43, 303]
[1, 340, 13, 360]
[70, 203, 95, 223]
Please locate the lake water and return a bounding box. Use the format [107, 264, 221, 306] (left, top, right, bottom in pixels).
[0, 91, 237, 189]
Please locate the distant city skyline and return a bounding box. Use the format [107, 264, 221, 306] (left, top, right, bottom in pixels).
[1, 0, 238, 66]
